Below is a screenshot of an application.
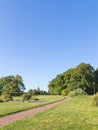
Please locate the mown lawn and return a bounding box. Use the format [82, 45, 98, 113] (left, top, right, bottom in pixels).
[1, 96, 98, 130]
[0, 95, 64, 117]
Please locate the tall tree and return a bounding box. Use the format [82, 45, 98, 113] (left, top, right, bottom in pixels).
[69, 63, 95, 94]
[48, 63, 96, 95]
[94, 68, 98, 93]
[48, 74, 64, 95]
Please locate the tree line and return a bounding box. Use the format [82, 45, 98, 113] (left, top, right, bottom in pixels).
[0, 63, 98, 96]
[48, 63, 98, 95]
[0, 75, 48, 96]
[28, 87, 48, 95]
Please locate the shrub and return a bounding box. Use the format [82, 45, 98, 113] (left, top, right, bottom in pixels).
[22, 94, 31, 101]
[0, 99, 3, 103]
[32, 97, 39, 101]
[0, 91, 2, 96]
[68, 89, 87, 97]
[9, 92, 24, 96]
[92, 93, 98, 106]
[2, 93, 13, 102]
[61, 89, 70, 96]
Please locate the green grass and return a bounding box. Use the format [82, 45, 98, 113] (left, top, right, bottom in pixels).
[0, 95, 64, 117]
[1, 96, 98, 130]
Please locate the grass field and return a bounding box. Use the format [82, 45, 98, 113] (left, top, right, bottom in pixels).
[0, 95, 64, 117]
[1, 95, 98, 130]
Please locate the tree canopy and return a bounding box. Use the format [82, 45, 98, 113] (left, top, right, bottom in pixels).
[0, 75, 25, 93]
[48, 63, 98, 95]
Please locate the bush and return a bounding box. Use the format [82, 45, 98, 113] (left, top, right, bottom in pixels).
[2, 93, 13, 102]
[0, 91, 2, 96]
[22, 94, 31, 101]
[0, 99, 3, 103]
[68, 89, 87, 97]
[9, 92, 24, 96]
[61, 89, 70, 96]
[32, 97, 39, 101]
[92, 93, 98, 106]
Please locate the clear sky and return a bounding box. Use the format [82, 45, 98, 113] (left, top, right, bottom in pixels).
[0, 0, 98, 91]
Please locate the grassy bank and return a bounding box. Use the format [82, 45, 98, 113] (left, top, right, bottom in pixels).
[0, 95, 64, 117]
[1, 96, 98, 130]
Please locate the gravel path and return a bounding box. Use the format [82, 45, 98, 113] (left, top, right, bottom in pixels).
[0, 98, 70, 127]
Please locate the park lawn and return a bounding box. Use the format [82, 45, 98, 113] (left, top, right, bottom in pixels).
[0, 95, 64, 117]
[1, 96, 98, 130]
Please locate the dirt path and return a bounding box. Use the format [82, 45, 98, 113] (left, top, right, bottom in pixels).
[0, 98, 70, 127]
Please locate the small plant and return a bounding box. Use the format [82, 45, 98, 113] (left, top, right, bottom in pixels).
[68, 89, 87, 97]
[2, 93, 13, 102]
[32, 97, 39, 101]
[92, 93, 98, 106]
[22, 93, 31, 101]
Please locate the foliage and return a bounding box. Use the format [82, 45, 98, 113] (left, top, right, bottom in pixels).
[22, 94, 31, 101]
[28, 87, 48, 95]
[32, 97, 39, 101]
[92, 93, 98, 106]
[68, 89, 87, 97]
[2, 93, 13, 102]
[0, 91, 2, 96]
[9, 92, 24, 96]
[48, 63, 96, 95]
[0, 99, 3, 103]
[94, 68, 98, 92]
[48, 74, 64, 95]
[61, 88, 70, 96]
[0, 75, 25, 94]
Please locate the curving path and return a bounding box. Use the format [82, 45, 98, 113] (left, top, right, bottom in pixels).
[0, 98, 70, 127]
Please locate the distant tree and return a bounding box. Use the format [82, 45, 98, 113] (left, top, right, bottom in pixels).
[28, 87, 48, 95]
[0, 75, 25, 93]
[28, 89, 33, 95]
[28, 88, 38, 95]
[36, 87, 40, 95]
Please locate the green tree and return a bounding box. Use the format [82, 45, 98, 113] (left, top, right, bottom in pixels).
[94, 68, 98, 93]
[0, 75, 25, 93]
[28, 87, 48, 95]
[68, 63, 95, 94]
[48, 63, 96, 95]
[48, 74, 64, 95]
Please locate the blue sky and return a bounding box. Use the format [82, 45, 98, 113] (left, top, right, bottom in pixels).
[0, 0, 98, 91]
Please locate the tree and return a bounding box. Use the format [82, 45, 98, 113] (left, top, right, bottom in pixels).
[48, 74, 64, 95]
[48, 63, 96, 95]
[68, 63, 95, 94]
[0, 75, 25, 93]
[94, 68, 98, 93]
[28, 87, 48, 95]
